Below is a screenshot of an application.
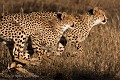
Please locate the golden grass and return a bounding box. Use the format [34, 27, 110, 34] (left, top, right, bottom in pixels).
[0, 0, 120, 80]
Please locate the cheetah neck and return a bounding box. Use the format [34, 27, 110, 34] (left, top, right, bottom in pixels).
[68, 15, 95, 42]
[79, 14, 97, 29]
[75, 15, 92, 31]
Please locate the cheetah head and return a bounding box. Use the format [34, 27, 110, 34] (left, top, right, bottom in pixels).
[57, 12, 75, 32]
[88, 7, 108, 26]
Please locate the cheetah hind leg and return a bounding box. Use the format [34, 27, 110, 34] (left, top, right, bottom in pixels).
[12, 37, 39, 67]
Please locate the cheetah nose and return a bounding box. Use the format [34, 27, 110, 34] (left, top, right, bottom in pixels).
[102, 16, 108, 24]
[102, 18, 107, 24]
[102, 19, 106, 23]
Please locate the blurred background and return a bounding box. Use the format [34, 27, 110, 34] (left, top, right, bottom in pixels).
[0, 0, 120, 80]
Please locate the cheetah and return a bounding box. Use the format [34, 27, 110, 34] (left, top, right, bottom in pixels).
[0, 12, 75, 66]
[58, 7, 108, 54]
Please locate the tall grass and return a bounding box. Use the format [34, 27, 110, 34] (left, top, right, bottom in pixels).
[0, 0, 120, 80]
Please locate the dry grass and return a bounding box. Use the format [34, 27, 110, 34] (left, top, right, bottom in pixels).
[0, 0, 120, 80]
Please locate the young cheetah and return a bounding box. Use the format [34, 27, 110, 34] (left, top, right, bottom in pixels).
[58, 7, 107, 54]
[0, 12, 75, 66]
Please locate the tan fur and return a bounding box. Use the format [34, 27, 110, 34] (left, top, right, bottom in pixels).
[0, 12, 75, 64]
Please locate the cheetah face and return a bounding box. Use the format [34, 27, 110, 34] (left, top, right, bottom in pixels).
[89, 7, 108, 26]
[61, 14, 75, 32]
[56, 12, 75, 32]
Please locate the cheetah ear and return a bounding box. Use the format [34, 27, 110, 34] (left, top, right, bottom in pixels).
[57, 12, 63, 20]
[88, 7, 99, 15]
[57, 12, 66, 20]
[61, 12, 67, 20]
[88, 9, 94, 15]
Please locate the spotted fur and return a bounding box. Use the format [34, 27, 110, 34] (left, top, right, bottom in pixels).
[58, 7, 107, 54]
[0, 12, 75, 64]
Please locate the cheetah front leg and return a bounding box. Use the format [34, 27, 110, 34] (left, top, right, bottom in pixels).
[75, 41, 84, 53]
[58, 41, 83, 57]
[57, 43, 65, 55]
[30, 42, 44, 62]
[13, 34, 29, 61]
[66, 41, 84, 56]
